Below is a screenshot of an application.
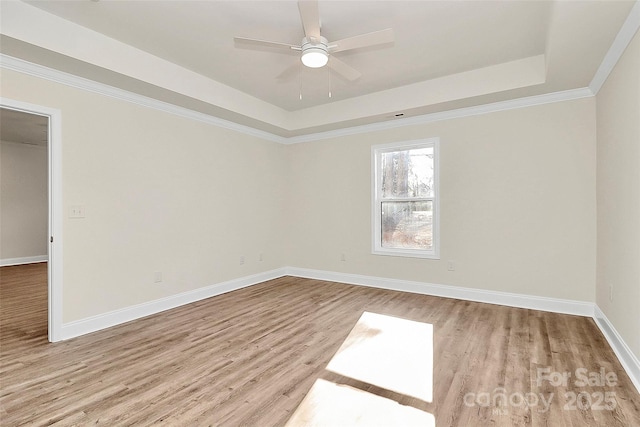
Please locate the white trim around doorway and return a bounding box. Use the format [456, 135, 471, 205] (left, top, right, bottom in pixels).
[1, 97, 63, 342]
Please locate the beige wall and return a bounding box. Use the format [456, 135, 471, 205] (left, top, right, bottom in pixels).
[1, 69, 288, 323]
[287, 98, 597, 302]
[0, 67, 601, 326]
[596, 30, 640, 359]
[0, 140, 48, 261]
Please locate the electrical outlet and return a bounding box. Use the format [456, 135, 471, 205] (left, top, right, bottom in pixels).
[447, 260, 455, 271]
[239, 255, 245, 265]
[154, 272, 162, 283]
[259, 252, 264, 262]
[609, 284, 613, 302]
[340, 253, 346, 262]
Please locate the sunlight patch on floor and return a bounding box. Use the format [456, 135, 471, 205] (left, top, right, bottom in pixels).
[327, 311, 433, 402]
[286, 312, 434, 426]
[285, 378, 435, 427]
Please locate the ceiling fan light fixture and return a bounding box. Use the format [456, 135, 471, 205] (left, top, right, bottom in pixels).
[301, 36, 329, 68]
[301, 48, 329, 68]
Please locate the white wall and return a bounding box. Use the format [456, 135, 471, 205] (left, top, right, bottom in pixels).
[0, 139, 48, 262]
[0, 68, 288, 323]
[596, 29, 640, 359]
[286, 98, 597, 302]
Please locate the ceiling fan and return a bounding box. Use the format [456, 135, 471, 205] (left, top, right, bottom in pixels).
[234, 0, 394, 82]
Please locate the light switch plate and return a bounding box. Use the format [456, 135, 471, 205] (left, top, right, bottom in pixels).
[69, 205, 85, 218]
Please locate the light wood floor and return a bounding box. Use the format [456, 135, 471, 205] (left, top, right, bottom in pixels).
[1, 263, 639, 426]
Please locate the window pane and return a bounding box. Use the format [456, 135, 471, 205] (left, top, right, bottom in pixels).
[381, 147, 434, 198]
[381, 201, 433, 250]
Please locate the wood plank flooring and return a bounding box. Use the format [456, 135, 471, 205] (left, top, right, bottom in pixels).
[1, 263, 639, 426]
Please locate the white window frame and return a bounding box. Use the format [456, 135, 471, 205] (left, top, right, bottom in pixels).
[371, 138, 440, 259]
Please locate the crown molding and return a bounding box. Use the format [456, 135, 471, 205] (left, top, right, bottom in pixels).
[284, 88, 595, 144]
[0, 54, 594, 145]
[1, 3, 636, 144]
[0, 54, 288, 144]
[589, 1, 640, 94]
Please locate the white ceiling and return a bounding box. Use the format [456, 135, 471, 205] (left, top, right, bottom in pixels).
[0, 0, 637, 137]
[23, 0, 553, 112]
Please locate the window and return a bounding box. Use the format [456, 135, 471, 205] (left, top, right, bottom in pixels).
[372, 138, 439, 259]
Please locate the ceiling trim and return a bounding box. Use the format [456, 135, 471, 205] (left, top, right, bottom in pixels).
[0, 0, 290, 130]
[0, 52, 608, 146]
[0, 54, 288, 144]
[287, 54, 547, 131]
[589, 0, 640, 94]
[1, 1, 636, 144]
[0, 54, 595, 144]
[284, 88, 595, 144]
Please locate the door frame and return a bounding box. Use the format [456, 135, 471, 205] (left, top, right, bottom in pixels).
[1, 97, 63, 342]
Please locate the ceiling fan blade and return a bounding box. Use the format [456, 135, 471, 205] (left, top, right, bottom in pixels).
[328, 57, 362, 81]
[330, 28, 394, 53]
[298, 0, 321, 41]
[234, 37, 300, 51]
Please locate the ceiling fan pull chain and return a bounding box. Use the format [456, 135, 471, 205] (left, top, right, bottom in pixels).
[299, 66, 303, 100]
[328, 67, 332, 98]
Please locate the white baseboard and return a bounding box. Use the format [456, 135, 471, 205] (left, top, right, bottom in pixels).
[593, 306, 640, 394]
[0, 255, 47, 267]
[60, 268, 287, 340]
[60, 266, 594, 341]
[56, 264, 638, 395]
[284, 267, 640, 394]
[284, 267, 595, 317]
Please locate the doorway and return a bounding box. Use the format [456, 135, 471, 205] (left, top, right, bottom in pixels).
[0, 99, 62, 342]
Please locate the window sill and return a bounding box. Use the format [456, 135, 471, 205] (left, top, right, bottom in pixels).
[372, 249, 440, 259]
